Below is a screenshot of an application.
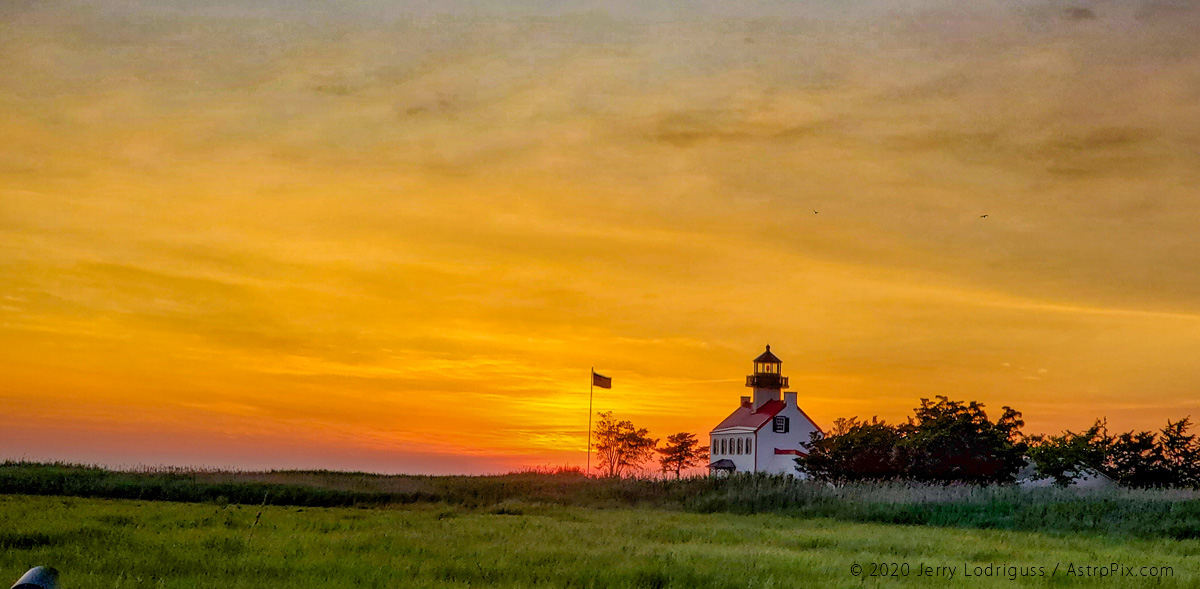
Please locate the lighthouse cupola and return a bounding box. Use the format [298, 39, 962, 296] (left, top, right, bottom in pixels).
[746, 345, 787, 411]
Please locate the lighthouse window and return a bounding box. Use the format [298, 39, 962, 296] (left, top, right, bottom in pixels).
[745, 438, 752, 454]
[720, 438, 726, 455]
[774, 416, 790, 433]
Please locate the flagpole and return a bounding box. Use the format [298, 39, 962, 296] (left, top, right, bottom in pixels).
[587, 367, 594, 476]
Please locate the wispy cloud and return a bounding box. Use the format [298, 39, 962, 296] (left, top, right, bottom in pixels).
[2, 0, 1199, 472]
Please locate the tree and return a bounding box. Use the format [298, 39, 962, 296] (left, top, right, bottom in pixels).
[657, 432, 709, 478]
[1158, 418, 1200, 487]
[592, 412, 658, 478]
[796, 417, 905, 482]
[1105, 429, 1169, 487]
[900, 397, 1027, 484]
[798, 397, 1028, 485]
[1027, 420, 1110, 486]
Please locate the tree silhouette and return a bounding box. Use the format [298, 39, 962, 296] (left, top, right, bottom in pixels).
[592, 412, 657, 478]
[657, 432, 709, 478]
[900, 397, 1027, 484]
[798, 417, 905, 482]
[1027, 420, 1109, 486]
[797, 396, 1027, 484]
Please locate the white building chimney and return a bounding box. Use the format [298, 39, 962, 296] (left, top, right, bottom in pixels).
[752, 387, 779, 411]
[784, 391, 797, 407]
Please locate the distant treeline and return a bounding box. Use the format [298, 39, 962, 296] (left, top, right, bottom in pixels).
[1030, 418, 1200, 488]
[0, 463, 400, 508]
[797, 396, 1200, 488]
[0, 462, 710, 510]
[4, 462, 1200, 539]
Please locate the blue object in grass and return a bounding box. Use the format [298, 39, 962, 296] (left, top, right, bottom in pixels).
[11, 566, 58, 589]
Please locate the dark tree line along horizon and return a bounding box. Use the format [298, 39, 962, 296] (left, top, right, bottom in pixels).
[1027, 417, 1200, 488]
[591, 398, 1200, 488]
[797, 396, 1200, 488]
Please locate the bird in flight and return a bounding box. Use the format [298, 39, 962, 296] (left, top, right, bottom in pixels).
[980, 214, 989, 218]
[814, 210, 819, 215]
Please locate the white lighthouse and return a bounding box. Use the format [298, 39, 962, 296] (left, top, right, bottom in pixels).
[708, 346, 823, 475]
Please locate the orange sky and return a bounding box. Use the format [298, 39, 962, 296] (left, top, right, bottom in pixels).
[2, 1, 1199, 474]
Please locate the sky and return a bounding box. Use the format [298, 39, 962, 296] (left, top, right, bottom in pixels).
[2, 0, 1199, 474]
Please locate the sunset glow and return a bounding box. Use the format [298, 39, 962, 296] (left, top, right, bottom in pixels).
[3, 1, 1199, 474]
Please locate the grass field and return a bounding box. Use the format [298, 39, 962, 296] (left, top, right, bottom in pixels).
[6, 462, 1200, 539]
[2, 494, 1199, 588]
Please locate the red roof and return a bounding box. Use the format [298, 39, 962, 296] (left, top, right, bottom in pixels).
[711, 399, 785, 432]
[774, 448, 808, 456]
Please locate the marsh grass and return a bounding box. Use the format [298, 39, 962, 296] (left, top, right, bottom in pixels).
[1, 495, 1199, 588]
[3, 462, 1200, 538]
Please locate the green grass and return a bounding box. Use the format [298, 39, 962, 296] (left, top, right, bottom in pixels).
[5, 462, 1200, 539]
[1, 494, 1198, 588]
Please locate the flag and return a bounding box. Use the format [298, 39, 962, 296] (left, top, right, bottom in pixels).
[592, 371, 612, 389]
